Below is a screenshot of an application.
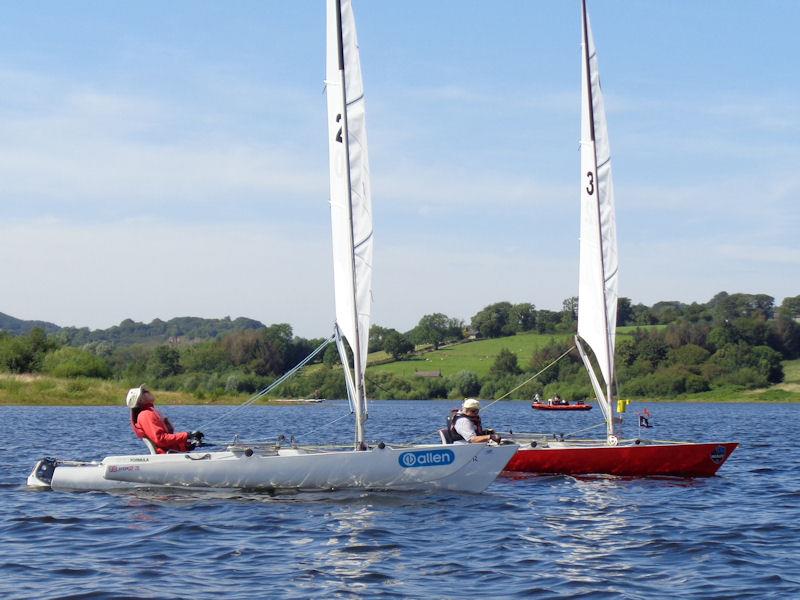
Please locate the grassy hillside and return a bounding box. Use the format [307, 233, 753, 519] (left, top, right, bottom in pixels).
[368, 331, 572, 378]
[0, 374, 245, 406]
[742, 358, 800, 402]
[657, 358, 800, 403]
[366, 327, 648, 379]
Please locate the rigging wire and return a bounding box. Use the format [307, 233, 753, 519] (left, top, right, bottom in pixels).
[292, 411, 353, 442]
[194, 335, 335, 433]
[364, 374, 395, 397]
[406, 345, 577, 445]
[562, 420, 607, 438]
[480, 346, 576, 413]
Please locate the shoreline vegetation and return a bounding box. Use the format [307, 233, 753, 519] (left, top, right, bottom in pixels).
[1, 358, 798, 406]
[2, 292, 800, 405]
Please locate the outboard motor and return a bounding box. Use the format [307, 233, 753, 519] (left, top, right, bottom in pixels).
[27, 457, 58, 488]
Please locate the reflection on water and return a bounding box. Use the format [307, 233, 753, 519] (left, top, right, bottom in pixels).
[1, 402, 799, 598]
[323, 506, 390, 591]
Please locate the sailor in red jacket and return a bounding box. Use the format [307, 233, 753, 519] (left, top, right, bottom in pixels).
[126, 385, 203, 453]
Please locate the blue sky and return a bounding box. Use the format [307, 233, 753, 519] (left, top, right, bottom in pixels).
[1, 1, 797, 338]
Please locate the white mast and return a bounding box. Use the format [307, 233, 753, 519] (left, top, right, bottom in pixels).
[326, 0, 373, 449]
[576, 0, 619, 443]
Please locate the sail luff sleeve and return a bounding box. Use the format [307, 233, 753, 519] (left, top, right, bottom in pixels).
[339, 0, 373, 388]
[577, 3, 618, 392]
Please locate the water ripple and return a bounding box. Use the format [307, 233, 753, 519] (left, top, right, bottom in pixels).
[1, 402, 799, 599]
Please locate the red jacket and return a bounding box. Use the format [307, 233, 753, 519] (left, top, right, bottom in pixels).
[131, 405, 189, 453]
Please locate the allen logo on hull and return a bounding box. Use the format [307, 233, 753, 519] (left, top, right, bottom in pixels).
[398, 449, 455, 468]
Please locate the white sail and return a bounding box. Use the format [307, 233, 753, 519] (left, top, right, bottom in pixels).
[326, 0, 373, 445]
[577, 0, 618, 435]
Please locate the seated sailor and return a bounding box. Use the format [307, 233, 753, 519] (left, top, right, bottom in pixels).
[126, 385, 203, 453]
[448, 398, 501, 444]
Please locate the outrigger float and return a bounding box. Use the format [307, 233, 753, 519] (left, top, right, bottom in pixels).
[26, 0, 517, 495]
[27, 441, 514, 493]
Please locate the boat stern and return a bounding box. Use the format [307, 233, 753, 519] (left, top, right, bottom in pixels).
[27, 457, 58, 489]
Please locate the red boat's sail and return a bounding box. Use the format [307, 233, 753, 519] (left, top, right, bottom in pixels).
[502, 1, 737, 477]
[576, 0, 618, 444]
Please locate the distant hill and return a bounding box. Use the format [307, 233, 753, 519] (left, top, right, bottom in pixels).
[1, 312, 265, 346]
[0, 312, 61, 335]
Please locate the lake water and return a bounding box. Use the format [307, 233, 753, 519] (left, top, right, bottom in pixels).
[1, 401, 798, 599]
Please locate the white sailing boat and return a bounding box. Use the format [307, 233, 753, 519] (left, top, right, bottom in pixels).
[27, 0, 516, 493]
[504, 0, 737, 476]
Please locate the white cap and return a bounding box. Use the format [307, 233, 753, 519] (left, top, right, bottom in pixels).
[462, 398, 480, 411]
[125, 385, 149, 409]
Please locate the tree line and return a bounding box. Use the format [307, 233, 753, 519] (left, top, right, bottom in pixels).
[1, 291, 798, 401]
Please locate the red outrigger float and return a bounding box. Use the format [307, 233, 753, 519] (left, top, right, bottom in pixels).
[503, 437, 738, 477]
[497, 1, 738, 479]
[532, 401, 592, 411]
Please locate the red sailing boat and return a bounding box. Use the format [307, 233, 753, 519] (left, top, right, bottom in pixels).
[503, 0, 737, 477]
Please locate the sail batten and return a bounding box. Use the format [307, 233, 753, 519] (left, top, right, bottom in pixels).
[577, 0, 618, 439]
[326, 0, 373, 446]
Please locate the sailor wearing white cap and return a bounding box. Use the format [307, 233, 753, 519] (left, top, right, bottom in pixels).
[449, 398, 501, 444]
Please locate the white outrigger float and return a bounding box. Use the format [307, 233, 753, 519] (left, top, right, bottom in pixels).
[28, 442, 513, 494]
[27, 0, 517, 494]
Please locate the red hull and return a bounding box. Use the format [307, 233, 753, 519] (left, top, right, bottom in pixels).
[504, 441, 738, 477]
[532, 402, 592, 411]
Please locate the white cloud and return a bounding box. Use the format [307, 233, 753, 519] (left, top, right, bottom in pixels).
[0, 217, 579, 337]
[374, 164, 570, 213]
[0, 220, 335, 337]
[1, 62, 796, 339]
[621, 237, 798, 307]
[716, 244, 800, 266]
[401, 84, 576, 114]
[0, 69, 327, 213]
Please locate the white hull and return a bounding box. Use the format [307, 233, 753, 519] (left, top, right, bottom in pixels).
[29, 443, 517, 494]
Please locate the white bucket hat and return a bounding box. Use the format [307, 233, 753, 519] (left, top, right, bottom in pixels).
[462, 398, 480, 411]
[125, 385, 149, 409]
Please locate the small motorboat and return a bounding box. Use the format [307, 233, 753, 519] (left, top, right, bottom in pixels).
[532, 400, 593, 411]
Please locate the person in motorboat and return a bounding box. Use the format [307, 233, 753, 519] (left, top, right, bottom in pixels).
[447, 398, 502, 444]
[126, 385, 204, 453]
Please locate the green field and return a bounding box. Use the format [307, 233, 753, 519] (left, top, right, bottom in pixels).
[366, 327, 650, 378]
[368, 331, 572, 378]
[662, 358, 800, 403]
[0, 374, 247, 406]
[743, 358, 800, 402]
